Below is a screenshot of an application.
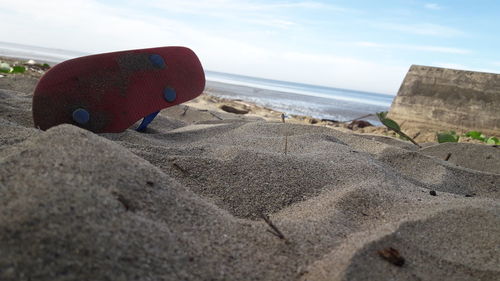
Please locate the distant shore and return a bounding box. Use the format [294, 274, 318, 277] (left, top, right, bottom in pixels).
[184, 91, 495, 144]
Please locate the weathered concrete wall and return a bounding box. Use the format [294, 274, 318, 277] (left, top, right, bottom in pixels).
[388, 65, 500, 136]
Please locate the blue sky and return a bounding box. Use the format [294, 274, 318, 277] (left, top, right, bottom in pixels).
[1, 0, 499, 94]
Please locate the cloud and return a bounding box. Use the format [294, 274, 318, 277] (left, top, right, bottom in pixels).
[432, 62, 469, 70]
[432, 63, 500, 74]
[401, 45, 470, 54]
[0, 0, 205, 52]
[424, 3, 442, 10]
[379, 23, 463, 37]
[256, 51, 408, 94]
[356, 42, 471, 54]
[246, 18, 297, 29]
[0, 0, 409, 94]
[140, 0, 350, 29]
[473, 62, 500, 74]
[478, 68, 500, 74]
[143, 0, 343, 13]
[356, 42, 383, 48]
[140, 0, 343, 21]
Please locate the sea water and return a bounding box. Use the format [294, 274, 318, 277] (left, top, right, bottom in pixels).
[0, 41, 86, 63]
[0, 42, 394, 124]
[205, 71, 394, 124]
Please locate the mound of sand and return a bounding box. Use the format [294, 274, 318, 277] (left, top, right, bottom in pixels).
[0, 73, 499, 280]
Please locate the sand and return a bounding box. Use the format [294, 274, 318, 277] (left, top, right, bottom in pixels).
[0, 65, 499, 281]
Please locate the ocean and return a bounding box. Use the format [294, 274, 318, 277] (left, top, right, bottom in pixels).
[1, 42, 394, 124]
[205, 71, 394, 124]
[0, 41, 86, 64]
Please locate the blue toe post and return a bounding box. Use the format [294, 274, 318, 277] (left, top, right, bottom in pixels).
[136, 111, 160, 132]
[149, 54, 166, 69]
[72, 108, 90, 125]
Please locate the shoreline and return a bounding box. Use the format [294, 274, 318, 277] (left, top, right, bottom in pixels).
[202, 79, 392, 125]
[183, 91, 497, 144]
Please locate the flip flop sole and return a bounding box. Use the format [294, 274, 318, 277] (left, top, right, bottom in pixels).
[33, 46, 205, 133]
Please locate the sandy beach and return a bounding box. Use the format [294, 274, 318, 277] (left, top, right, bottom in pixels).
[1, 59, 499, 280]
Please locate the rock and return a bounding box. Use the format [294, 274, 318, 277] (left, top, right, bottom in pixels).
[321, 118, 339, 123]
[289, 114, 320, 124]
[308, 118, 319, 124]
[0, 62, 11, 72]
[220, 104, 250, 114]
[388, 65, 500, 136]
[347, 120, 372, 130]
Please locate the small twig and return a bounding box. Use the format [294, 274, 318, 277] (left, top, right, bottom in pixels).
[396, 130, 421, 148]
[281, 113, 288, 155]
[172, 162, 188, 175]
[209, 112, 223, 120]
[345, 113, 375, 122]
[444, 153, 452, 161]
[112, 192, 133, 211]
[181, 106, 189, 116]
[377, 247, 405, 267]
[117, 195, 130, 211]
[284, 135, 288, 155]
[260, 213, 287, 241]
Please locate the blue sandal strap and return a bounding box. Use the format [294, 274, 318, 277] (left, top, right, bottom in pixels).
[136, 111, 160, 132]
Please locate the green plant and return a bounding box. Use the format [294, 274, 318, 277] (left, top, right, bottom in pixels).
[464, 131, 485, 141]
[437, 130, 500, 145]
[464, 131, 500, 145]
[437, 131, 460, 143]
[0, 62, 26, 74]
[485, 137, 499, 145]
[376, 112, 420, 147]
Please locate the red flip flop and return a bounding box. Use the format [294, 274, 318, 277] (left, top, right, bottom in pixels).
[32, 46, 205, 133]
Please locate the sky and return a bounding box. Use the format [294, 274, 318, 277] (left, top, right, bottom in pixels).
[1, 0, 499, 94]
